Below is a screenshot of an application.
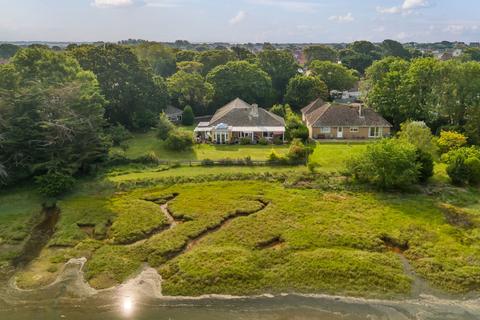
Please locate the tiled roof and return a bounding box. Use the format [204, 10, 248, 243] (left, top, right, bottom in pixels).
[305, 103, 392, 128]
[209, 98, 285, 127]
[301, 98, 325, 115]
[165, 105, 183, 116]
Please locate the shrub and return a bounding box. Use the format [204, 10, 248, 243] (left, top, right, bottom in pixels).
[444, 147, 480, 186]
[137, 151, 161, 165]
[286, 139, 312, 164]
[258, 137, 268, 145]
[107, 149, 130, 166]
[164, 130, 193, 151]
[182, 105, 195, 126]
[157, 112, 175, 140]
[347, 139, 420, 190]
[201, 159, 215, 166]
[398, 121, 437, 156]
[437, 131, 467, 154]
[244, 156, 253, 166]
[415, 149, 434, 183]
[267, 151, 286, 165]
[273, 136, 283, 145]
[240, 137, 251, 145]
[107, 124, 132, 147]
[35, 172, 76, 197]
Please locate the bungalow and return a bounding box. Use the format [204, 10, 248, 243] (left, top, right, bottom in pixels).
[301, 98, 392, 140]
[165, 105, 183, 124]
[194, 98, 286, 144]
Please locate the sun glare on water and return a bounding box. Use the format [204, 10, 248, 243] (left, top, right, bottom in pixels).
[121, 296, 134, 316]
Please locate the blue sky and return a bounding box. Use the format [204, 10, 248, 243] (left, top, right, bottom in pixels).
[0, 0, 479, 43]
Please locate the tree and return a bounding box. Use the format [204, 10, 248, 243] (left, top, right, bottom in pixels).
[0, 47, 109, 184]
[182, 105, 195, 126]
[167, 70, 213, 115]
[285, 108, 309, 141]
[437, 131, 468, 154]
[196, 50, 236, 75]
[382, 40, 411, 59]
[269, 104, 287, 118]
[70, 44, 168, 129]
[397, 121, 438, 156]
[309, 60, 358, 91]
[339, 49, 375, 74]
[347, 139, 420, 190]
[134, 42, 177, 77]
[349, 41, 379, 56]
[176, 61, 204, 74]
[206, 61, 274, 107]
[304, 45, 338, 64]
[285, 75, 328, 111]
[257, 50, 299, 101]
[176, 50, 198, 62]
[231, 46, 255, 61]
[0, 164, 7, 183]
[462, 47, 480, 62]
[444, 147, 480, 186]
[0, 44, 20, 60]
[157, 112, 175, 140]
[164, 129, 193, 151]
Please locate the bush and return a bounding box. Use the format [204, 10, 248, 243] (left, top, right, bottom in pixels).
[258, 137, 268, 145]
[157, 112, 175, 140]
[267, 151, 287, 165]
[164, 130, 193, 151]
[437, 131, 467, 154]
[240, 137, 251, 145]
[398, 121, 437, 156]
[201, 159, 215, 166]
[415, 149, 434, 183]
[273, 136, 283, 145]
[347, 139, 420, 190]
[286, 139, 312, 164]
[107, 124, 132, 147]
[182, 105, 195, 126]
[35, 172, 76, 197]
[137, 151, 161, 165]
[444, 147, 480, 186]
[288, 125, 309, 142]
[107, 149, 130, 166]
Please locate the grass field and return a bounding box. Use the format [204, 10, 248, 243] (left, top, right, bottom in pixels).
[5, 139, 480, 298]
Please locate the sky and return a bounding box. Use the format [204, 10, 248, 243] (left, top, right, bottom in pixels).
[0, 0, 479, 43]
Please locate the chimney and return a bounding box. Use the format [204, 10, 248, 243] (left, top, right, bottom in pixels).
[358, 104, 364, 118]
[251, 104, 259, 118]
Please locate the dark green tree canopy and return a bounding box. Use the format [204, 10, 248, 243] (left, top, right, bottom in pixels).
[304, 45, 338, 64]
[309, 60, 358, 91]
[133, 42, 177, 77]
[381, 40, 411, 59]
[285, 75, 329, 111]
[0, 43, 20, 60]
[167, 70, 213, 115]
[196, 50, 236, 75]
[206, 60, 274, 108]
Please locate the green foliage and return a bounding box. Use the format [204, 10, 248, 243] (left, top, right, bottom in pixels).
[416, 149, 435, 183]
[70, 44, 168, 129]
[269, 104, 287, 118]
[347, 139, 420, 189]
[381, 40, 411, 59]
[231, 46, 255, 61]
[107, 124, 132, 147]
[309, 60, 358, 91]
[182, 105, 195, 126]
[437, 131, 468, 154]
[176, 61, 204, 74]
[35, 172, 76, 197]
[397, 121, 438, 156]
[0, 44, 20, 60]
[157, 113, 175, 140]
[286, 139, 312, 164]
[303, 45, 338, 64]
[285, 75, 329, 111]
[207, 61, 274, 107]
[196, 49, 236, 75]
[133, 42, 177, 77]
[176, 50, 198, 63]
[167, 70, 213, 115]
[257, 49, 299, 101]
[258, 137, 268, 145]
[240, 137, 252, 145]
[444, 147, 480, 186]
[164, 130, 193, 151]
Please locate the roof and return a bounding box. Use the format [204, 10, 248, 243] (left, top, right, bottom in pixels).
[208, 98, 285, 127]
[301, 98, 325, 115]
[305, 103, 392, 128]
[165, 105, 183, 116]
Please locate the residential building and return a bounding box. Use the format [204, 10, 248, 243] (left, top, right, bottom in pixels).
[165, 105, 184, 123]
[194, 98, 286, 144]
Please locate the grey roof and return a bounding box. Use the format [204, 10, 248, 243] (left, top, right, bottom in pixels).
[209, 98, 285, 127]
[165, 105, 183, 116]
[305, 102, 392, 128]
[301, 98, 325, 115]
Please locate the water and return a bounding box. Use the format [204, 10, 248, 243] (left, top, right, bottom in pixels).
[1, 259, 480, 320]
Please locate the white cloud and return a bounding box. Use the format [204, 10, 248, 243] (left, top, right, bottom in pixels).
[92, 0, 136, 8]
[443, 24, 479, 34]
[328, 12, 354, 23]
[377, 0, 431, 15]
[229, 11, 247, 25]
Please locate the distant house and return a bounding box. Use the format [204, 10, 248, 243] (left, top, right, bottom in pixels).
[301, 98, 392, 140]
[194, 98, 286, 144]
[165, 105, 183, 123]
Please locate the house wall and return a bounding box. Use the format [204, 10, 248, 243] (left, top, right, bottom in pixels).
[308, 126, 391, 139]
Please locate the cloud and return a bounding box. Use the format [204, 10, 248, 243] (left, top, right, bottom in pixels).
[92, 0, 136, 8]
[92, 0, 183, 8]
[377, 0, 431, 15]
[229, 11, 247, 25]
[328, 12, 354, 23]
[443, 24, 479, 34]
[248, 0, 321, 13]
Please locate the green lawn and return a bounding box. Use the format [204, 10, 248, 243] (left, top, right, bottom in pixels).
[115, 131, 289, 161]
[308, 142, 368, 172]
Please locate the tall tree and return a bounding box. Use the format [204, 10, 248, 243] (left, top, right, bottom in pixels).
[382, 39, 411, 59]
[284, 75, 329, 111]
[206, 61, 273, 107]
[167, 70, 213, 115]
[309, 60, 358, 91]
[134, 42, 177, 77]
[70, 44, 168, 129]
[303, 45, 338, 64]
[196, 50, 236, 75]
[257, 49, 299, 102]
[0, 44, 20, 60]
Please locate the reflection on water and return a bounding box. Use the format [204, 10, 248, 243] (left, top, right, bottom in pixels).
[1, 259, 480, 320]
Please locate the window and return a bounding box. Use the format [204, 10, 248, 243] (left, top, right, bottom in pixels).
[369, 127, 383, 138]
[320, 127, 331, 133]
[263, 132, 273, 138]
[350, 127, 359, 133]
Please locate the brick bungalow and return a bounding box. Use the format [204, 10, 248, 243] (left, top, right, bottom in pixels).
[301, 98, 392, 140]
